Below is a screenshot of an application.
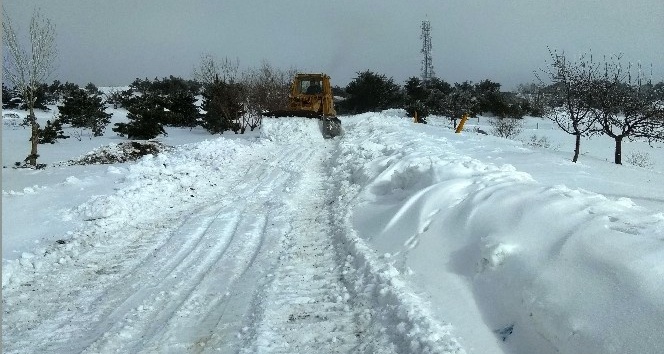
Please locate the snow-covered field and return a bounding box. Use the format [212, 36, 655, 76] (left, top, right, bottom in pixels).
[2, 104, 664, 353]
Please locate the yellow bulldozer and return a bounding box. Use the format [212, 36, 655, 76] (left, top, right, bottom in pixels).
[265, 73, 342, 138]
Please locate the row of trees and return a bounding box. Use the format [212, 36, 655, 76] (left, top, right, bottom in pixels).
[4, 10, 661, 167]
[109, 58, 294, 139]
[3, 80, 112, 143]
[335, 70, 538, 121]
[2, 80, 102, 110]
[19, 68, 531, 144]
[4, 59, 292, 143]
[1, 8, 295, 166]
[539, 49, 664, 164]
[8, 61, 661, 166]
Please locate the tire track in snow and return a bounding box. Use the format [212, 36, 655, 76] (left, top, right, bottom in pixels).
[141, 167, 297, 352]
[83, 146, 311, 353]
[82, 207, 245, 353]
[240, 144, 366, 354]
[1, 142, 312, 354]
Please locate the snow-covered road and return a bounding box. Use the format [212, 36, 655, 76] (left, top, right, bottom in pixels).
[242, 140, 360, 353]
[3, 124, 355, 353]
[4, 112, 663, 354]
[2, 118, 462, 353]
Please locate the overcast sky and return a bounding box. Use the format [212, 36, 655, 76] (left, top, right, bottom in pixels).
[3, 0, 663, 90]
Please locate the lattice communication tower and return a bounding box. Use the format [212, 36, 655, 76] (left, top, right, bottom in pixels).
[420, 20, 435, 83]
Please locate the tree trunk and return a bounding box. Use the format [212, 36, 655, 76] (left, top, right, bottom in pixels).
[27, 95, 39, 166]
[614, 137, 623, 165]
[572, 133, 581, 163]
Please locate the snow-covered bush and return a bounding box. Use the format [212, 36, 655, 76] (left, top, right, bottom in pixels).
[525, 134, 551, 149]
[489, 117, 523, 139]
[2, 113, 23, 129]
[625, 151, 654, 169]
[62, 141, 169, 165]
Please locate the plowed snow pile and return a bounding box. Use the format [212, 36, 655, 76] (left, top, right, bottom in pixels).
[260, 117, 325, 144]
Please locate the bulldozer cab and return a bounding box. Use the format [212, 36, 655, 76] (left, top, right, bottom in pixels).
[287, 74, 336, 117]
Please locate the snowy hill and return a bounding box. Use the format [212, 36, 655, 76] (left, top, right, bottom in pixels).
[2, 107, 664, 353]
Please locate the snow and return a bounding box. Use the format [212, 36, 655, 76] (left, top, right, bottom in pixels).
[334, 113, 664, 353]
[3, 105, 664, 353]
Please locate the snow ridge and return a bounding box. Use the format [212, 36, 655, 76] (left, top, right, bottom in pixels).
[327, 117, 466, 354]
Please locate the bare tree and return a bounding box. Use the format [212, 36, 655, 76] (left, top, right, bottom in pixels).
[3, 9, 57, 166]
[591, 59, 664, 164]
[193, 53, 219, 86]
[539, 49, 599, 162]
[241, 60, 295, 130]
[193, 53, 239, 87]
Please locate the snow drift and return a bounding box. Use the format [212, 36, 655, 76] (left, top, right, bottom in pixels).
[331, 112, 664, 354]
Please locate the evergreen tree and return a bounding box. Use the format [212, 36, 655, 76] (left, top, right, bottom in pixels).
[38, 118, 69, 144]
[164, 89, 199, 127]
[122, 76, 199, 127]
[19, 83, 50, 111]
[443, 81, 480, 119]
[154, 76, 199, 127]
[427, 77, 453, 96]
[115, 88, 137, 108]
[58, 88, 112, 136]
[341, 70, 403, 114]
[48, 80, 63, 100]
[113, 95, 167, 139]
[60, 82, 80, 99]
[85, 82, 101, 95]
[201, 78, 243, 134]
[403, 77, 430, 120]
[403, 77, 454, 120]
[130, 77, 152, 94]
[2, 84, 20, 109]
[331, 85, 347, 98]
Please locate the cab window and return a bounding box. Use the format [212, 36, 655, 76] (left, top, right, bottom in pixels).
[299, 79, 322, 94]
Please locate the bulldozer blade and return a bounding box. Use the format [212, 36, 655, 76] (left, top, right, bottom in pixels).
[264, 110, 322, 119]
[320, 117, 342, 139]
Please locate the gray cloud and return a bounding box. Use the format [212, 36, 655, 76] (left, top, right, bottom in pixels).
[3, 0, 663, 90]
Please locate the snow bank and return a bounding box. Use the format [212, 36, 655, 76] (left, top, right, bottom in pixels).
[331, 112, 664, 354]
[2, 136, 264, 288]
[327, 114, 467, 353]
